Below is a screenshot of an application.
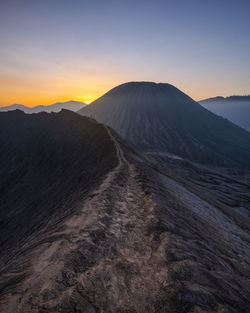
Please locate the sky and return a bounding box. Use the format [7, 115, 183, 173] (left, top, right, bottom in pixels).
[0, 0, 250, 107]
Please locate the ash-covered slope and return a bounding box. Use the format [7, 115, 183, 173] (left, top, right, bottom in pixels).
[0, 109, 249, 313]
[0, 109, 117, 263]
[79, 82, 250, 168]
[200, 96, 250, 131]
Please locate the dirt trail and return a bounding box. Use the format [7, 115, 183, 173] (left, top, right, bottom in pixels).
[0, 127, 162, 313]
[1, 127, 249, 313]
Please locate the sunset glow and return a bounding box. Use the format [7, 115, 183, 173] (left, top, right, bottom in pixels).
[0, 1, 250, 311]
[1, 0, 250, 107]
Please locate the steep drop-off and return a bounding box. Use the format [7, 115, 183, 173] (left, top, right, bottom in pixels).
[79, 82, 250, 168]
[0, 109, 117, 263]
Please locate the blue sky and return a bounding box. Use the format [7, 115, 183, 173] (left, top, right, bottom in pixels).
[0, 0, 250, 105]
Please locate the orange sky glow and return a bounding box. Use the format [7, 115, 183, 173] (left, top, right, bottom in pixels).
[0, 74, 114, 107]
[1, 75, 246, 107]
[1, 1, 250, 108]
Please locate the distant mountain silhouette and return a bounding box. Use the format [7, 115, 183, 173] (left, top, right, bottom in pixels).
[0, 100, 86, 113]
[200, 96, 250, 131]
[78, 82, 250, 168]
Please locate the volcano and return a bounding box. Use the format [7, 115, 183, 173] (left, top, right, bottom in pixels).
[79, 82, 250, 168]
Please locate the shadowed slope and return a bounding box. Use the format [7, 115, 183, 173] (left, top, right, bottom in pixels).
[79, 82, 250, 168]
[0, 109, 117, 264]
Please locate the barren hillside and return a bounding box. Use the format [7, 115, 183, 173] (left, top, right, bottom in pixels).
[0, 110, 249, 313]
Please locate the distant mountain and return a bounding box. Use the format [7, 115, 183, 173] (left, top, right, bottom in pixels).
[0, 100, 86, 113]
[199, 96, 250, 131]
[78, 82, 250, 168]
[0, 109, 249, 312]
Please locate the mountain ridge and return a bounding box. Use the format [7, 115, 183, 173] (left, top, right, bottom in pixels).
[0, 109, 249, 312]
[0, 100, 86, 113]
[78, 81, 250, 168]
[199, 95, 250, 131]
[200, 95, 250, 102]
